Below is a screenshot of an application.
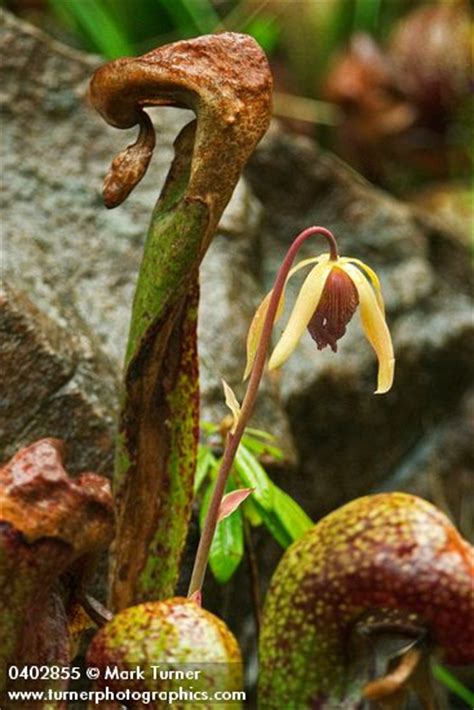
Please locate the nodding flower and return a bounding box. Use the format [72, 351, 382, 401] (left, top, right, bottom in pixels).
[190, 227, 394, 598]
[245, 229, 395, 394]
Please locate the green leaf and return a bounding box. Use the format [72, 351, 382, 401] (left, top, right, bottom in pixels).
[198, 426, 310, 555]
[433, 663, 474, 706]
[252, 500, 292, 548]
[234, 444, 312, 547]
[234, 444, 273, 511]
[271, 485, 313, 540]
[241, 434, 284, 461]
[209, 510, 244, 584]
[200, 421, 219, 435]
[242, 496, 263, 527]
[194, 444, 218, 493]
[244, 427, 276, 441]
[248, 485, 312, 549]
[200, 482, 244, 584]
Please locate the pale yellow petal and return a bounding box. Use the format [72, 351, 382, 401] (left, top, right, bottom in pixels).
[288, 254, 329, 276]
[342, 263, 394, 394]
[222, 379, 241, 433]
[268, 261, 334, 370]
[243, 255, 328, 380]
[244, 290, 275, 380]
[343, 257, 385, 314]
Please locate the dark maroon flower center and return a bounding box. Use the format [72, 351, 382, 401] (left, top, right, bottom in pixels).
[307, 267, 359, 352]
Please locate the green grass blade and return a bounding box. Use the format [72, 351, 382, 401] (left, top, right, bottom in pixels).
[353, 0, 381, 34]
[48, 0, 133, 58]
[164, 0, 220, 37]
[243, 14, 280, 54]
[433, 663, 474, 707]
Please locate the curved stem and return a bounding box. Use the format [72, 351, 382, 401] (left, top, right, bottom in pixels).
[188, 226, 338, 596]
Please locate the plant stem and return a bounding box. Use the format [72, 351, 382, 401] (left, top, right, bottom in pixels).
[188, 226, 338, 596]
[244, 517, 262, 635]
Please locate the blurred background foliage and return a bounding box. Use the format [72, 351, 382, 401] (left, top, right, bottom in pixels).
[4, 0, 473, 205]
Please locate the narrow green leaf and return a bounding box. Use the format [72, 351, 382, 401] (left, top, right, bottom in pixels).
[247, 485, 312, 549]
[199, 482, 244, 584]
[194, 444, 218, 493]
[433, 663, 474, 706]
[200, 421, 219, 434]
[244, 427, 277, 441]
[234, 444, 273, 511]
[271, 485, 313, 540]
[241, 434, 284, 461]
[251, 500, 292, 548]
[209, 510, 244, 584]
[242, 496, 263, 527]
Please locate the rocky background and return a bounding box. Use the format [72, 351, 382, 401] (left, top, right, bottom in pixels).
[1, 8, 472, 695]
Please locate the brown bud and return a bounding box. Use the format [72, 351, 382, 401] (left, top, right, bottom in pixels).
[307, 266, 359, 352]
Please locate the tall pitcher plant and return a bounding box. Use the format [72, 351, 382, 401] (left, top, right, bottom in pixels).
[89, 32, 272, 610]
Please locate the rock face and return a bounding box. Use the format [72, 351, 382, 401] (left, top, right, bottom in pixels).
[0, 280, 117, 474]
[1, 4, 472, 631]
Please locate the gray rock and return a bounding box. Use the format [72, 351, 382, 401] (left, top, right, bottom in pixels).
[1, 281, 76, 444]
[377, 391, 474, 542]
[0, 279, 117, 475]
